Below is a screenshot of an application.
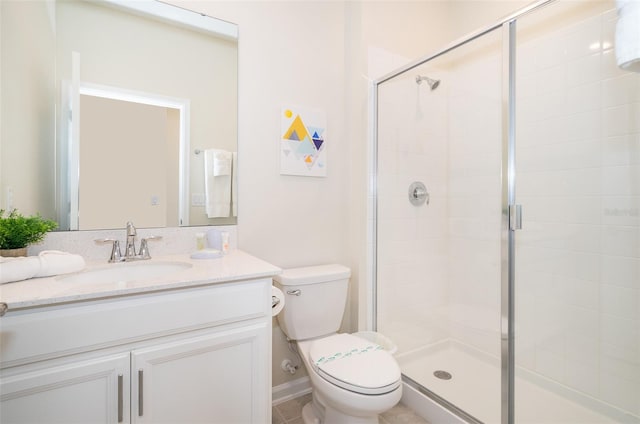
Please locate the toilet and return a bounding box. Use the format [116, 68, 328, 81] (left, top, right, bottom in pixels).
[274, 264, 402, 424]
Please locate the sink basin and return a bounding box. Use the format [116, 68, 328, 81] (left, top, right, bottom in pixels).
[57, 261, 192, 285]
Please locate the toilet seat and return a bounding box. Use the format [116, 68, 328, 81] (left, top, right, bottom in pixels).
[309, 333, 401, 395]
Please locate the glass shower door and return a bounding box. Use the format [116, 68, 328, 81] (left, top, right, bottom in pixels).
[375, 26, 505, 423]
[515, 1, 640, 422]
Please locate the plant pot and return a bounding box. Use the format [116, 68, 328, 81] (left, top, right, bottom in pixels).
[0, 247, 28, 257]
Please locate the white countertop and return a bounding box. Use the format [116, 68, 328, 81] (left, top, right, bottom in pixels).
[0, 250, 281, 310]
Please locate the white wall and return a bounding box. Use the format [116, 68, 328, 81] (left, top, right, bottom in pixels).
[170, 0, 349, 387]
[447, 0, 531, 39]
[0, 1, 56, 218]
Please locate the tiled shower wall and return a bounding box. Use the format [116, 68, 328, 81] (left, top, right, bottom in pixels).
[376, 70, 450, 354]
[445, 33, 503, 357]
[515, 2, 639, 416]
[377, 32, 505, 358]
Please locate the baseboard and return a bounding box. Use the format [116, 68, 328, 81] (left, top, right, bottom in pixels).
[272, 377, 312, 406]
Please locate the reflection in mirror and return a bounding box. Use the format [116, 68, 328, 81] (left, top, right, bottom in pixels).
[78, 93, 180, 230]
[0, 0, 238, 231]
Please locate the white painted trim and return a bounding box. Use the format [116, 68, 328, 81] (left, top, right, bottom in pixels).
[79, 82, 188, 110]
[69, 52, 81, 231]
[272, 377, 312, 406]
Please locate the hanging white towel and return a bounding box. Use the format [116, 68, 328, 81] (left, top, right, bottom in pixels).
[204, 149, 232, 218]
[616, 0, 640, 72]
[212, 150, 232, 176]
[231, 152, 238, 217]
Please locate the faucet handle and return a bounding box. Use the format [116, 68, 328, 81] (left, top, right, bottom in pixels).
[95, 238, 122, 263]
[138, 236, 162, 259]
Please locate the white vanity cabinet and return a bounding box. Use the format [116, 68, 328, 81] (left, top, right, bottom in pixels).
[0, 277, 273, 424]
[1, 352, 130, 423]
[131, 323, 266, 423]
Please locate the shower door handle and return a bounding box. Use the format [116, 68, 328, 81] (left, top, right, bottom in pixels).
[509, 204, 522, 231]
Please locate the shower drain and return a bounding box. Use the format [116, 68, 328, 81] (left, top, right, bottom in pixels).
[433, 370, 452, 380]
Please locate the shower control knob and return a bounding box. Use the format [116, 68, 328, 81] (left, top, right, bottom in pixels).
[408, 182, 429, 206]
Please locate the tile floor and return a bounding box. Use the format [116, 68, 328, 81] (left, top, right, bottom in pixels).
[272, 393, 430, 424]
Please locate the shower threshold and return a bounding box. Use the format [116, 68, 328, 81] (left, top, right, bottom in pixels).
[397, 340, 632, 424]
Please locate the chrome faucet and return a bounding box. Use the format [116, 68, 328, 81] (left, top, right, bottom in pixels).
[95, 221, 162, 263]
[125, 221, 138, 259]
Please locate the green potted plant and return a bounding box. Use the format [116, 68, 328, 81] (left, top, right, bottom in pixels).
[0, 209, 57, 257]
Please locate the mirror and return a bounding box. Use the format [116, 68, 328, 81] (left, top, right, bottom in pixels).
[0, 0, 238, 230]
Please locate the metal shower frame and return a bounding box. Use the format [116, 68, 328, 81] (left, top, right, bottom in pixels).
[370, 1, 555, 423]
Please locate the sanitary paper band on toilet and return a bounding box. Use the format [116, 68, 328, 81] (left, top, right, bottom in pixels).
[271, 286, 285, 316]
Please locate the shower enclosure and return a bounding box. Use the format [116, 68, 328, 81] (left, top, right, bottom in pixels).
[373, 0, 639, 423]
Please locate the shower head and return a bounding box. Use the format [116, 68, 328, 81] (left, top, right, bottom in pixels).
[416, 75, 440, 90]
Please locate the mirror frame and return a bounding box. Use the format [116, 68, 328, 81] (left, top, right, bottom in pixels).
[102, 0, 238, 40]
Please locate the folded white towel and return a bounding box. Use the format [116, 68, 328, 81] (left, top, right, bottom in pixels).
[35, 250, 86, 278]
[0, 256, 41, 284]
[0, 251, 85, 284]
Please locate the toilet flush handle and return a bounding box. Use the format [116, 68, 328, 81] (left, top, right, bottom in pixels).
[286, 289, 301, 296]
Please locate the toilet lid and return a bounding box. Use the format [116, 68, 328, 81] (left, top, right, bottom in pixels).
[309, 333, 401, 395]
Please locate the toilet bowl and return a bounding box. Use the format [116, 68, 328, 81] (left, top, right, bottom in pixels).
[273, 264, 402, 424]
[297, 333, 402, 424]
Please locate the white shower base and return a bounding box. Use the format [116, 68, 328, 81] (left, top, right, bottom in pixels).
[397, 340, 634, 424]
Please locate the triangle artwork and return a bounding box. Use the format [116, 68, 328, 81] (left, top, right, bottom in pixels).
[280, 107, 327, 177]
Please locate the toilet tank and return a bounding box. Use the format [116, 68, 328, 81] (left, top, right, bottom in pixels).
[273, 264, 351, 340]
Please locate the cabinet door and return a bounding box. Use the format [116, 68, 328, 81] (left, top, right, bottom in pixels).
[132, 322, 269, 424]
[0, 353, 130, 424]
